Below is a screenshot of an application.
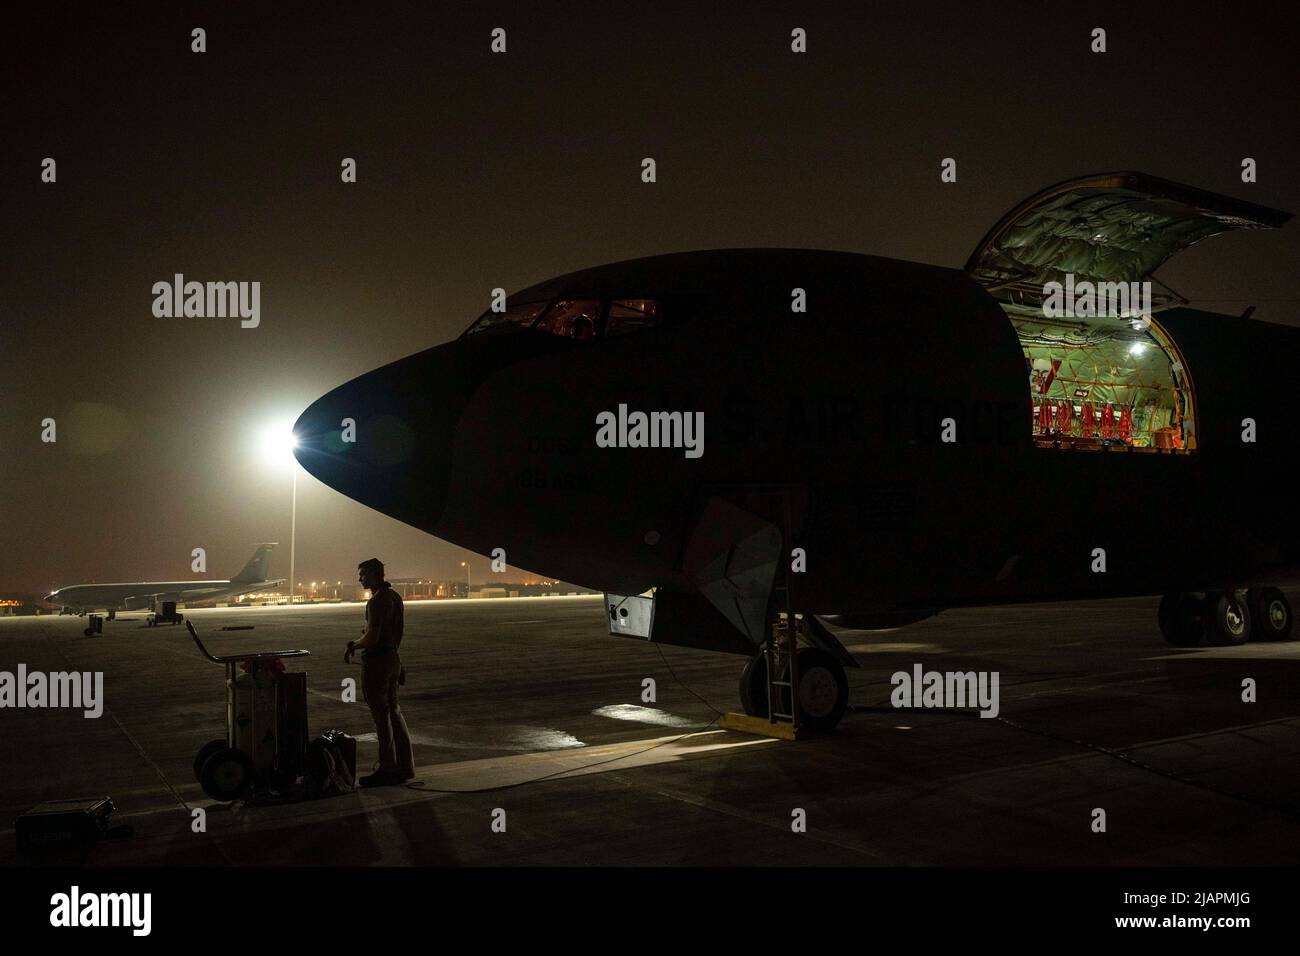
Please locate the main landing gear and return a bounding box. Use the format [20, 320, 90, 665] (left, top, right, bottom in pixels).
[1159, 588, 1293, 647]
[714, 486, 856, 738]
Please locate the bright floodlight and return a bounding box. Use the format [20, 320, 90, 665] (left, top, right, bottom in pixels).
[257, 417, 299, 470]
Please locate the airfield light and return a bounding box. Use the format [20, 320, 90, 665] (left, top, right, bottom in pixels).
[256, 417, 299, 471]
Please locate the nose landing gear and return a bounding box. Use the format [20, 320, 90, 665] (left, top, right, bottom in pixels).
[737, 628, 849, 733]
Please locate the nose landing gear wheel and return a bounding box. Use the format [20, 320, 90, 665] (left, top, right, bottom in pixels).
[736, 647, 848, 731]
[790, 648, 849, 732]
[795, 650, 848, 730]
[738, 654, 769, 718]
[1249, 587, 1292, 641]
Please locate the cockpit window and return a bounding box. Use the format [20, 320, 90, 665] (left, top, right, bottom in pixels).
[606, 299, 660, 336]
[463, 301, 548, 336]
[462, 297, 665, 340]
[534, 299, 602, 339]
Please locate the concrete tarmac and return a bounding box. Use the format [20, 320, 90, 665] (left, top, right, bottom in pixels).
[2, 593, 1299, 866]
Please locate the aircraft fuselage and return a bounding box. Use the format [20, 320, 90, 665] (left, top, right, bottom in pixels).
[294, 248, 1300, 621]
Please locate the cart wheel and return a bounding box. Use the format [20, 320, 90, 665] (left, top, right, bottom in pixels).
[193, 738, 228, 782]
[199, 748, 255, 802]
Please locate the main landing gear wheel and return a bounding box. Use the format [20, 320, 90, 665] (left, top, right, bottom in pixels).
[1158, 593, 1204, 647]
[1205, 590, 1251, 646]
[1249, 587, 1292, 641]
[193, 738, 228, 782]
[199, 747, 254, 802]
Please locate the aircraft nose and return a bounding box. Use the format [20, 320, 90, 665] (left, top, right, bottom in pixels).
[295, 330, 576, 534]
[293, 342, 468, 532]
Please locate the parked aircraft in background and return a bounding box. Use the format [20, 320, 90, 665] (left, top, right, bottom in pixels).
[45, 544, 283, 618]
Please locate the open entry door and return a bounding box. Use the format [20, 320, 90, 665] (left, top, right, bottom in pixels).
[965, 171, 1292, 316]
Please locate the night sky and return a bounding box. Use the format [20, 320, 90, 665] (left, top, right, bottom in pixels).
[3, 2, 1297, 595]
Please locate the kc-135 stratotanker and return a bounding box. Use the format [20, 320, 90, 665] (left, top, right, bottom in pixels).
[295, 172, 1298, 732]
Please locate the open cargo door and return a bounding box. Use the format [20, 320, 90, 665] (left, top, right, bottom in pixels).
[965, 171, 1292, 316]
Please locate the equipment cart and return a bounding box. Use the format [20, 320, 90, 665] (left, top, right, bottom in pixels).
[187, 620, 311, 802]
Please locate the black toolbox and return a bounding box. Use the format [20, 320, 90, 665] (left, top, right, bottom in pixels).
[16, 797, 115, 851]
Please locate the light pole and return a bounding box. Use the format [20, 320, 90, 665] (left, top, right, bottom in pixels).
[289, 467, 297, 605]
[258, 417, 300, 606]
[461, 560, 470, 598]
